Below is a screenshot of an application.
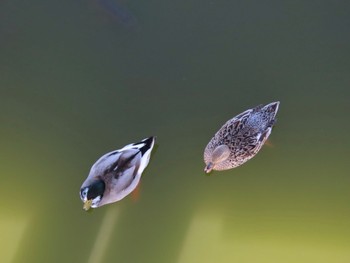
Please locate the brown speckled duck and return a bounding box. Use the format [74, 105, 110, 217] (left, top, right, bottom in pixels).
[204, 101, 280, 173]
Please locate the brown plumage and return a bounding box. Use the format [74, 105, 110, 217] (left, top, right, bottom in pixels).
[204, 101, 280, 173]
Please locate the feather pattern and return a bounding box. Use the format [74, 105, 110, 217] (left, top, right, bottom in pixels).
[80, 136, 156, 209]
[204, 102, 280, 173]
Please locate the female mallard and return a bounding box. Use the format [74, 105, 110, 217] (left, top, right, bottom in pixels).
[204, 101, 280, 173]
[80, 136, 156, 210]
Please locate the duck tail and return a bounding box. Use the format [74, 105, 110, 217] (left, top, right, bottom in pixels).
[132, 136, 156, 155]
[264, 101, 280, 118]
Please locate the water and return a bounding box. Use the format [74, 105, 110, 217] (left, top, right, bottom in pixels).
[1, 0, 350, 262]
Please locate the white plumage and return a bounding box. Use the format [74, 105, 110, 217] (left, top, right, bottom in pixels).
[80, 136, 156, 210]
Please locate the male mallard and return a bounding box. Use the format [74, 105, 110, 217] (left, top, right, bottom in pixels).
[204, 101, 280, 173]
[80, 136, 156, 210]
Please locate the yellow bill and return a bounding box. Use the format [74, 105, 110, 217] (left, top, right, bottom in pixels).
[83, 200, 93, 211]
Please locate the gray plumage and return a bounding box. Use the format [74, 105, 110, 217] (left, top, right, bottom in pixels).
[80, 136, 156, 210]
[204, 101, 280, 173]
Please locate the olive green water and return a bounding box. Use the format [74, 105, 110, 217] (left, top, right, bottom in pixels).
[1, 0, 350, 262]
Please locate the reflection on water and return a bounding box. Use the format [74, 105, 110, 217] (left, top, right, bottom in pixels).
[87, 208, 120, 263]
[1, 217, 29, 263]
[179, 209, 350, 263]
[1, 0, 350, 262]
[97, 0, 137, 27]
[178, 211, 224, 263]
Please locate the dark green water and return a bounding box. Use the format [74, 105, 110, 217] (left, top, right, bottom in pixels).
[1, 0, 350, 262]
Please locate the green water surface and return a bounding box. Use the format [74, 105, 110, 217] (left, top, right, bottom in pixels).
[1, 0, 350, 262]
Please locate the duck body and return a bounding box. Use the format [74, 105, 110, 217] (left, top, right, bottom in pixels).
[204, 101, 280, 173]
[80, 136, 156, 210]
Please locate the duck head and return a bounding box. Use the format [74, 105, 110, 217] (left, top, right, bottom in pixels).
[80, 179, 106, 210]
[204, 144, 230, 173]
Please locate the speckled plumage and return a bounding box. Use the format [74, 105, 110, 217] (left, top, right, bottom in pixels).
[204, 101, 280, 173]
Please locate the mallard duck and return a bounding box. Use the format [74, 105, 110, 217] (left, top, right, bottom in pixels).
[80, 136, 156, 210]
[204, 101, 280, 173]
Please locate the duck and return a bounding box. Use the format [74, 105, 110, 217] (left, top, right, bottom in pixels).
[80, 136, 156, 210]
[204, 101, 280, 173]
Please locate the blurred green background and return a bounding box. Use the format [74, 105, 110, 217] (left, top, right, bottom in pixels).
[1, 0, 350, 262]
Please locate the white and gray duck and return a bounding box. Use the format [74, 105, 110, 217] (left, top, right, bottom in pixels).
[204, 101, 280, 173]
[80, 136, 156, 210]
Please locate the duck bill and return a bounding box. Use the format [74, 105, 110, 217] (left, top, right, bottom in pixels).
[83, 200, 93, 211]
[204, 163, 213, 174]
